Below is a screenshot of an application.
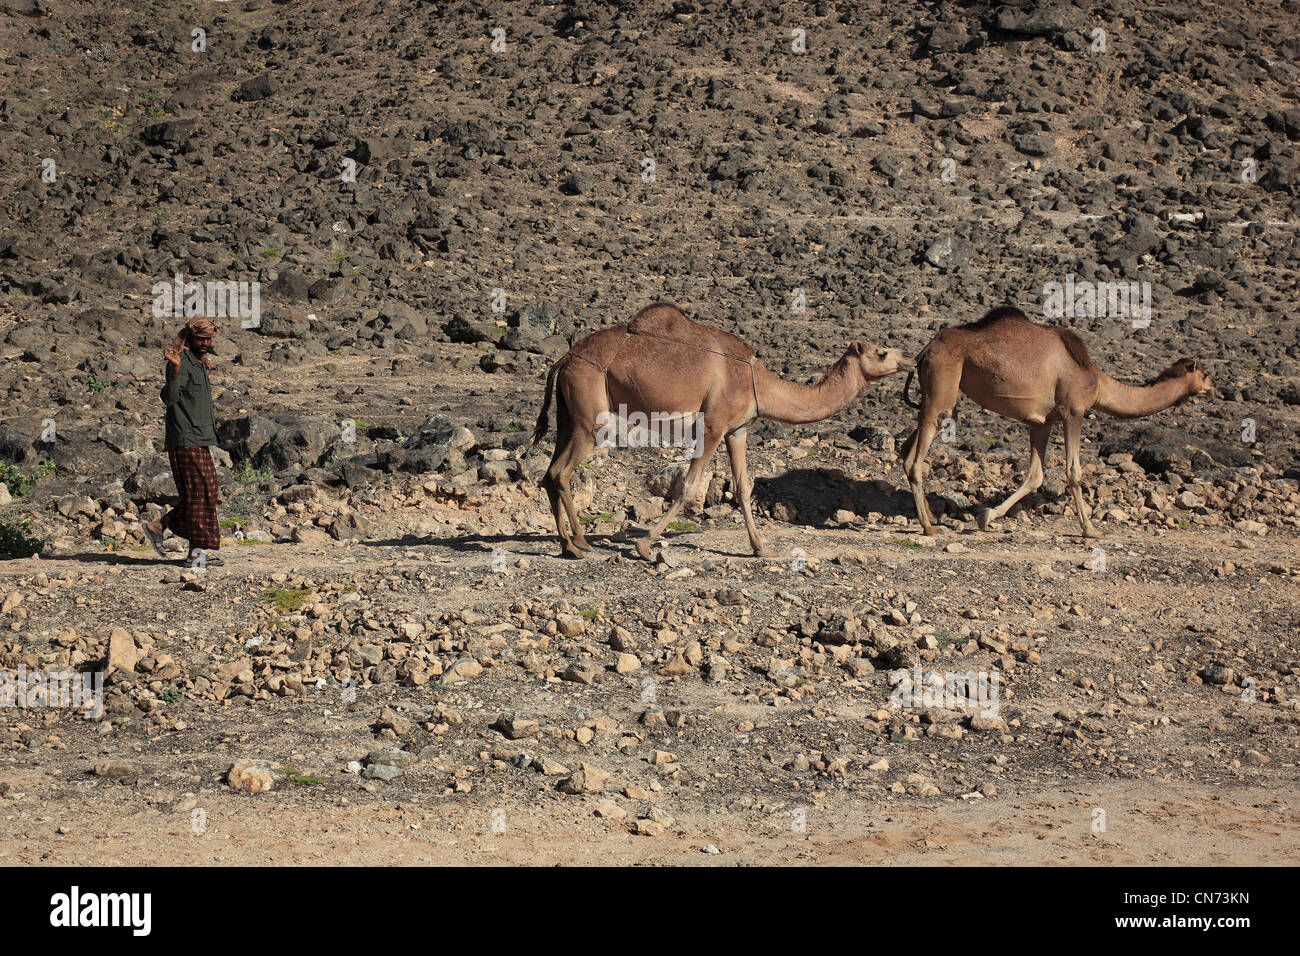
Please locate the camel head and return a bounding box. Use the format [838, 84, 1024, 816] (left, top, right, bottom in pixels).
[849, 341, 912, 380]
[1151, 358, 1213, 405]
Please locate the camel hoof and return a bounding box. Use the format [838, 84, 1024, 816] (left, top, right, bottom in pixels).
[977, 508, 995, 531]
[923, 525, 944, 536]
[572, 537, 594, 552]
[1082, 527, 1104, 540]
[561, 546, 586, 560]
[634, 538, 656, 561]
[752, 546, 776, 559]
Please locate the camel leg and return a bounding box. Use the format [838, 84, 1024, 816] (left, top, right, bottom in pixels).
[636, 428, 725, 560]
[978, 423, 1050, 531]
[898, 432, 937, 526]
[1063, 413, 1101, 539]
[902, 379, 959, 535]
[543, 364, 612, 557]
[724, 429, 771, 558]
[543, 411, 597, 558]
[902, 422, 940, 534]
[541, 409, 574, 556]
[921, 484, 937, 526]
[541, 471, 568, 553]
[556, 431, 597, 556]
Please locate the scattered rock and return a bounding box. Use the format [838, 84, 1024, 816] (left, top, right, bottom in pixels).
[442, 658, 483, 684]
[106, 628, 140, 674]
[558, 762, 610, 795]
[93, 759, 141, 783]
[492, 713, 539, 739]
[226, 760, 286, 793]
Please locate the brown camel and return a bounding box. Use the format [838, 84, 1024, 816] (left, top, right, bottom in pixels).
[532, 303, 911, 559]
[899, 305, 1212, 538]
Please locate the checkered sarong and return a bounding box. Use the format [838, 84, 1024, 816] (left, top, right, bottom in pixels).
[162, 446, 220, 550]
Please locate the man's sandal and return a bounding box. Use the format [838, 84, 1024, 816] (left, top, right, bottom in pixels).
[141, 521, 166, 558]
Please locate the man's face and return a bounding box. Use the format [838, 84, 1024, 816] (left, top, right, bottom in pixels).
[192, 335, 213, 354]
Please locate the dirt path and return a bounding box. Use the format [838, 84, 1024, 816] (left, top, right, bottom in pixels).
[3, 514, 1297, 866]
[7, 776, 1295, 866]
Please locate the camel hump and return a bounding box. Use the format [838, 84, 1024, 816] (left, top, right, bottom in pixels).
[563, 326, 633, 370]
[969, 305, 1031, 329]
[627, 302, 756, 360]
[1055, 328, 1096, 371]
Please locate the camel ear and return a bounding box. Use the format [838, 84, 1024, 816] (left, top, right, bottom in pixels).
[850, 342, 867, 355]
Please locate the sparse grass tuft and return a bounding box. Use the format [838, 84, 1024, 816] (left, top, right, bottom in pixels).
[280, 765, 325, 786]
[261, 588, 310, 612]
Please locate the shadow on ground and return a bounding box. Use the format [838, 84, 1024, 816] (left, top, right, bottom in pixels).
[753, 467, 915, 526]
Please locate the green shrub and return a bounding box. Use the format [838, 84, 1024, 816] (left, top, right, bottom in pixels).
[234, 461, 272, 484]
[0, 461, 54, 496]
[0, 513, 46, 559]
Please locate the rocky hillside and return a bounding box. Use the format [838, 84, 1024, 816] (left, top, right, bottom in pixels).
[1, 0, 1298, 542]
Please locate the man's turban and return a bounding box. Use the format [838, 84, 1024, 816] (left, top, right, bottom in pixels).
[171, 317, 217, 350]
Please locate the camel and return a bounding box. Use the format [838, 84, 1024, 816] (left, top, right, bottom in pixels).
[899, 305, 1212, 538]
[532, 302, 911, 559]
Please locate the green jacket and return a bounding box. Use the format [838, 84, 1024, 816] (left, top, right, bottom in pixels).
[161, 349, 217, 448]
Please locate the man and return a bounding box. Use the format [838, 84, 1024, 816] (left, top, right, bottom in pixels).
[142, 317, 224, 567]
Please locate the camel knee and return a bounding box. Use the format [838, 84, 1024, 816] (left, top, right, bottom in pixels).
[898, 431, 917, 465]
[905, 458, 927, 486]
[550, 469, 573, 495]
[680, 465, 714, 504]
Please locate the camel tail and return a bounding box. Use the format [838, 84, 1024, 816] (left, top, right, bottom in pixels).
[903, 340, 934, 409]
[532, 358, 565, 446]
[902, 367, 920, 409]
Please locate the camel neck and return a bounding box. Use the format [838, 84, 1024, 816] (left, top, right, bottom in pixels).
[754, 356, 863, 424]
[1093, 371, 1191, 419]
